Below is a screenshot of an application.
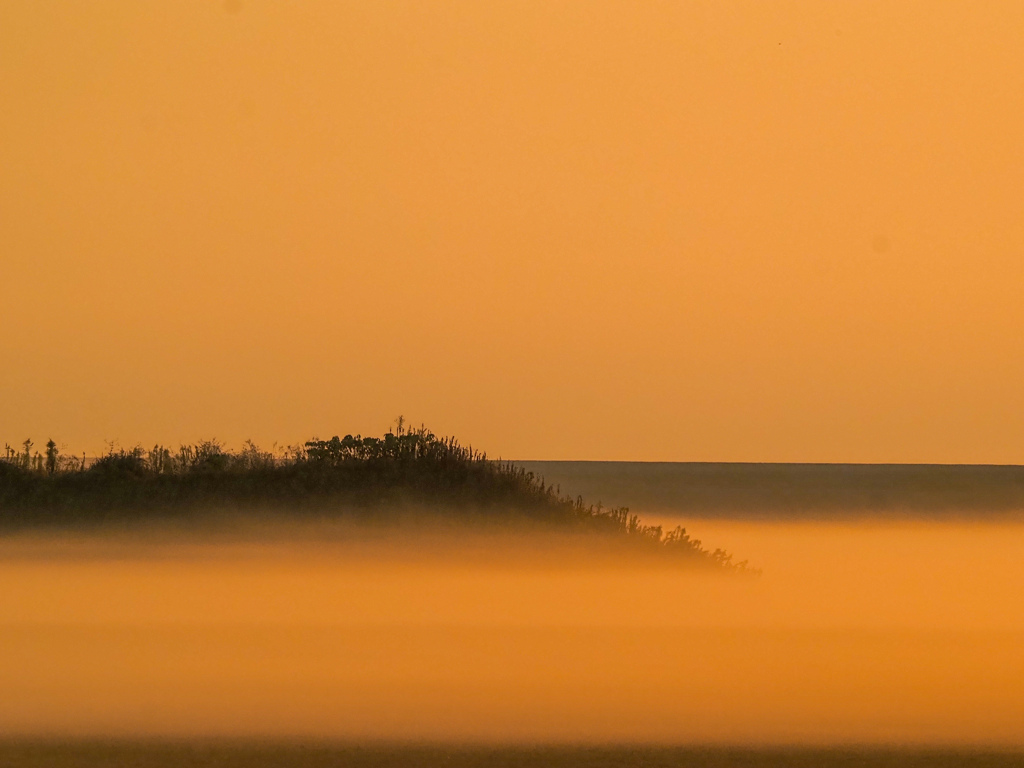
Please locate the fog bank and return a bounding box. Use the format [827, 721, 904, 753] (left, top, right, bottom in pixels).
[1, 519, 1022, 745]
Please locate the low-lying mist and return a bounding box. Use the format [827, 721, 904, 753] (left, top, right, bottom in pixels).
[1, 514, 1022, 746]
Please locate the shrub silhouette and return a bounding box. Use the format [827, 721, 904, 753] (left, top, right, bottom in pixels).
[44, 440, 59, 475]
[0, 422, 752, 571]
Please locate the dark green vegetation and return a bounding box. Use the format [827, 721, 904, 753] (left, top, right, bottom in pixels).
[0, 742, 1019, 768]
[0, 424, 743, 569]
[518, 460, 1024, 518]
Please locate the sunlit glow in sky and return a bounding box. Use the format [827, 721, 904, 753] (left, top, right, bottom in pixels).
[3, 1, 1023, 461]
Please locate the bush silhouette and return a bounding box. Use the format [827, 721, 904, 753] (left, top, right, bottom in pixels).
[0, 422, 752, 571]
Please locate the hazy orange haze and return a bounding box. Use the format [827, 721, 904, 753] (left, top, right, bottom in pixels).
[3, 1, 1024, 461]
[2, 522, 1024, 744]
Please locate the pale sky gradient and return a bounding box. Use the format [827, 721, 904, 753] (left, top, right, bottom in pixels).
[2, 1, 1023, 461]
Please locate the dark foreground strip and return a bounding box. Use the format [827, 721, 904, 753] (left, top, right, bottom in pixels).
[0, 743, 1021, 768]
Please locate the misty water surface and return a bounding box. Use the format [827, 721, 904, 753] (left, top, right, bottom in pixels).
[1, 516, 1023, 746]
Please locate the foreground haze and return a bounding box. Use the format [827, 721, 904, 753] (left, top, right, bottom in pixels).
[2, 516, 1022, 745]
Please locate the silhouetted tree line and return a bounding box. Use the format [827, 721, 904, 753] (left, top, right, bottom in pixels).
[0, 421, 749, 570]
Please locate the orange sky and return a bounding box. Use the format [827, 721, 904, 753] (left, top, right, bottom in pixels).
[2, 1, 1023, 462]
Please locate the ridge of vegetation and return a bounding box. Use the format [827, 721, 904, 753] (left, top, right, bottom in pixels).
[0, 420, 751, 571]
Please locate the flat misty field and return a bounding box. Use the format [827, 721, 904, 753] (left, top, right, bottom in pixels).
[2, 520, 1023, 746]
